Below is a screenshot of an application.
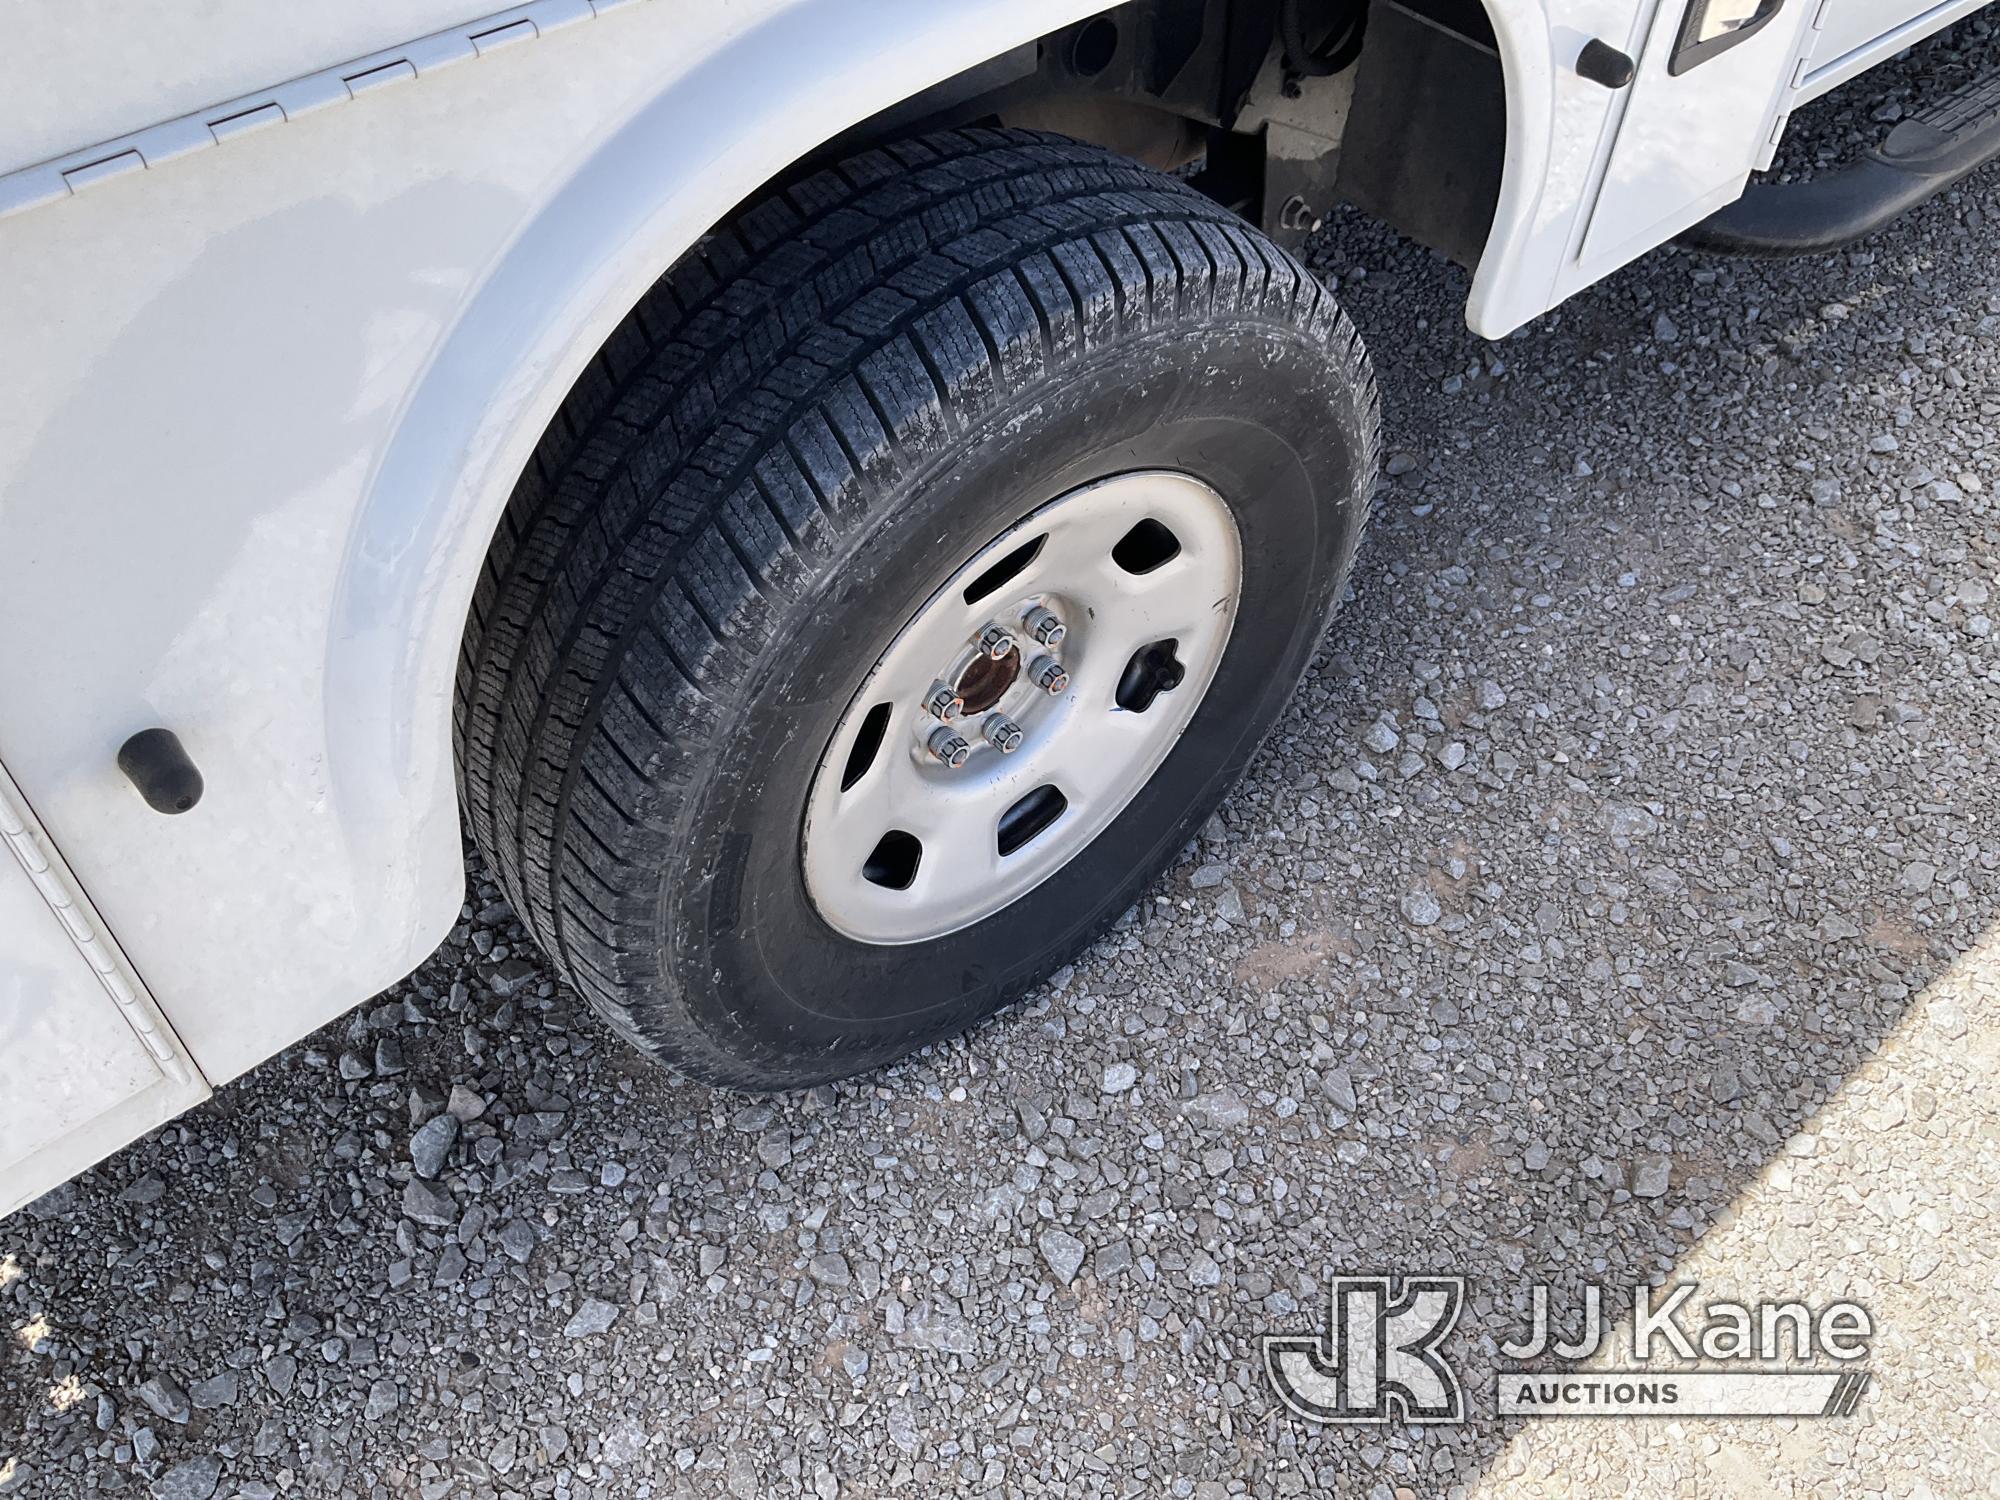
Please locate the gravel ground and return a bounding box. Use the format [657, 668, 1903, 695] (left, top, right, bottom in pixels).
[6, 16, 2000, 1500]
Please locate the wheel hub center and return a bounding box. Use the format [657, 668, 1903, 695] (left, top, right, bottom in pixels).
[953, 645, 1020, 716]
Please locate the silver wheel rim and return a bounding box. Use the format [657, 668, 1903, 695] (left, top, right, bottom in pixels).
[801, 471, 1243, 945]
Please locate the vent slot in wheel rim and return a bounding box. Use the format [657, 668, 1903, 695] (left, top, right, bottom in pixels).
[862, 830, 923, 889]
[840, 702, 893, 790]
[962, 533, 1046, 605]
[1111, 517, 1180, 574]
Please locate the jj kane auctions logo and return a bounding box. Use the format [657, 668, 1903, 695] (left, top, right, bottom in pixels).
[1264, 1277, 1874, 1423]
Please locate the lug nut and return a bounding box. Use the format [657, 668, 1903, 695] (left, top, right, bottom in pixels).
[923, 680, 964, 719]
[982, 715, 1025, 754]
[1028, 655, 1069, 695]
[976, 625, 1016, 660]
[926, 727, 972, 768]
[1024, 606, 1066, 646]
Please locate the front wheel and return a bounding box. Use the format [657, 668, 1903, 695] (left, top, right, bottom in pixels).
[455, 128, 1379, 1087]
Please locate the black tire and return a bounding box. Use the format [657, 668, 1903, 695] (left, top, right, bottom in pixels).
[455, 128, 1379, 1087]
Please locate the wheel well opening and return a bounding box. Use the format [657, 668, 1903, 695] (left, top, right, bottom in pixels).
[814, 0, 1508, 269]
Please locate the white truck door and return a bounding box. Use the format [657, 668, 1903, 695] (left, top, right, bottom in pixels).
[1565, 0, 1820, 293]
[0, 763, 207, 1217]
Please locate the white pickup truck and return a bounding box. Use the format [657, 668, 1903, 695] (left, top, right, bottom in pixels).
[4, 0, 1994, 1217]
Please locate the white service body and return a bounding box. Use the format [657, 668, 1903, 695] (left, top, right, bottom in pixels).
[0, 0, 1983, 1216]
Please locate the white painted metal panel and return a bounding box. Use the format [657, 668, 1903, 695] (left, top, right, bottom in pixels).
[1574, 0, 1817, 273]
[1802, 0, 1993, 100]
[0, 765, 207, 1218]
[0, 867, 160, 1173]
[1817, 0, 1966, 78]
[0, 0, 1117, 1091]
[0, 0, 496, 175]
[1462, 1, 1608, 337]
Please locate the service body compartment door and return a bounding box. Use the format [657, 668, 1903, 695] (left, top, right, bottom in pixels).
[1, 765, 206, 1217]
[1565, 0, 1819, 290]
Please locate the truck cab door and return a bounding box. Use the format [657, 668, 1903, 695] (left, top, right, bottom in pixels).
[1, 763, 207, 1218]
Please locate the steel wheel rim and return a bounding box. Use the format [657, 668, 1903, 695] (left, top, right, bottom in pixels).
[801, 471, 1243, 945]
